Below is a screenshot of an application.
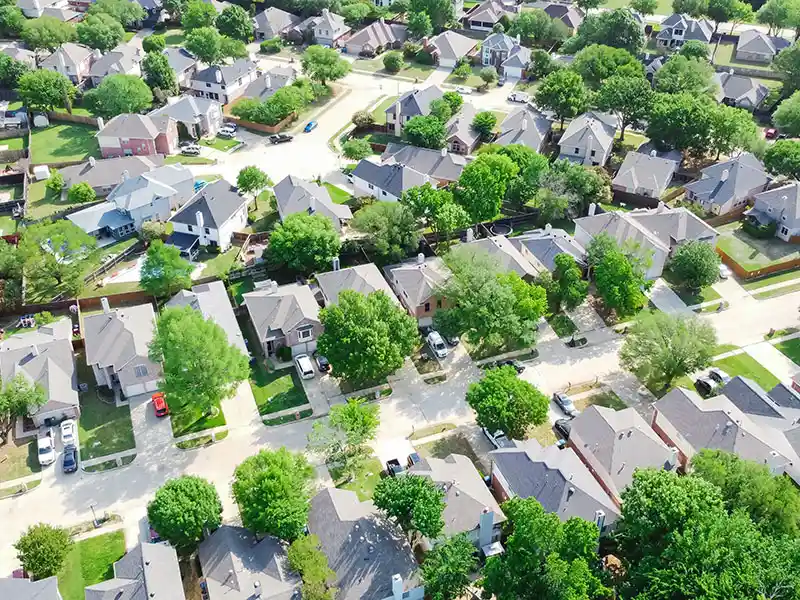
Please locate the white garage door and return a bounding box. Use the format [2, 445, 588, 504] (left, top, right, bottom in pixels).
[125, 384, 145, 397]
[145, 380, 159, 392]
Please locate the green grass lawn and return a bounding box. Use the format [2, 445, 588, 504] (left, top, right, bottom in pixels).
[713, 42, 777, 74]
[0, 437, 40, 483]
[715, 222, 800, 271]
[229, 278, 255, 305]
[416, 432, 486, 473]
[599, 201, 634, 212]
[712, 353, 780, 390]
[0, 214, 18, 235]
[58, 531, 126, 600]
[371, 95, 398, 125]
[754, 282, 800, 299]
[445, 65, 485, 88]
[574, 390, 627, 412]
[123, 31, 135, 42]
[165, 155, 214, 165]
[548, 313, 578, 337]
[25, 179, 67, 220]
[714, 343, 740, 355]
[170, 396, 227, 438]
[743, 269, 800, 290]
[30, 123, 100, 164]
[246, 191, 280, 233]
[661, 269, 721, 305]
[352, 56, 435, 80]
[0, 183, 22, 201]
[199, 136, 241, 152]
[197, 247, 240, 278]
[330, 456, 383, 501]
[75, 354, 135, 461]
[775, 338, 800, 365]
[323, 182, 351, 204]
[163, 28, 185, 46]
[250, 362, 308, 415]
[0, 135, 26, 151]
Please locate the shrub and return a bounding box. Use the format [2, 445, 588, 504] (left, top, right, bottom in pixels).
[68, 181, 96, 204]
[383, 50, 403, 73]
[403, 41, 422, 58]
[415, 49, 434, 65]
[260, 37, 282, 54]
[342, 138, 372, 160]
[34, 311, 54, 325]
[453, 62, 472, 79]
[351, 109, 374, 129]
[276, 345, 293, 362]
[142, 33, 166, 53]
[45, 172, 64, 193]
[742, 217, 777, 239]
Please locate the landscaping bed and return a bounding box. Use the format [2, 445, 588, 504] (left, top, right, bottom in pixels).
[263, 408, 313, 426]
[58, 530, 126, 600]
[423, 374, 447, 384]
[412, 346, 442, 375]
[329, 455, 383, 501]
[462, 335, 529, 361]
[249, 362, 308, 415]
[199, 136, 241, 152]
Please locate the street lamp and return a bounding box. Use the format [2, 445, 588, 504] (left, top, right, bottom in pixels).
[89, 503, 99, 528]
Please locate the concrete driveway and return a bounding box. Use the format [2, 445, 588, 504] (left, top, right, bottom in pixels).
[129, 392, 172, 453]
[649, 279, 692, 316]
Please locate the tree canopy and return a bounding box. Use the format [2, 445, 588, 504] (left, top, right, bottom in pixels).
[562, 8, 646, 55]
[0, 375, 45, 443]
[21, 16, 76, 51]
[142, 50, 179, 97]
[301, 44, 350, 86]
[350, 201, 420, 263]
[267, 213, 342, 273]
[185, 26, 247, 64]
[139, 239, 192, 298]
[596, 75, 653, 141]
[455, 153, 519, 224]
[374, 474, 446, 538]
[774, 90, 800, 136]
[571, 44, 643, 89]
[88, 0, 145, 27]
[534, 68, 589, 127]
[85, 74, 153, 118]
[288, 535, 338, 600]
[764, 138, 800, 178]
[404, 114, 447, 148]
[16, 69, 75, 112]
[147, 476, 223, 551]
[76, 13, 124, 52]
[216, 4, 252, 41]
[668, 240, 720, 290]
[14, 524, 72, 579]
[420, 534, 477, 600]
[181, 0, 217, 30]
[593, 239, 647, 317]
[654, 54, 716, 95]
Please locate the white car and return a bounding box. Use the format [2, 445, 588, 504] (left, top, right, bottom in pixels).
[294, 354, 315, 380]
[718, 264, 732, 279]
[218, 127, 236, 138]
[508, 91, 530, 103]
[60, 419, 76, 447]
[426, 331, 448, 359]
[37, 434, 56, 466]
[455, 86, 472, 95]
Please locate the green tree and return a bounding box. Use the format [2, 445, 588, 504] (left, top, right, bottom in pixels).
[429, 97, 452, 122]
[14, 524, 72, 579]
[571, 44, 643, 89]
[142, 50, 179, 97]
[408, 10, 433, 37]
[89, 0, 145, 27]
[139, 239, 192, 298]
[21, 16, 76, 51]
[76, 13, 123, 52]
[673, 0, 708, 16]
[317, 290, 418, 387]
[420, 534, 477, 600]
[630, 0, 658, 15]
[340, 2, 371, 27]
[432, 200, 470, 242]
[509, 9, 567, 47]
[301, 45, 350, 86]
[45, 171, 64, 194]
[404, 114, 447, 148]
[479, 66, 498, 87]
[288, 535, 337, 600]
[528, 48, 555, 78]
[351, 109, 375, 129]
[140, 220, 168, 242]
[16, 69, 75, 112]
[0, 374, 46, 439]
[764, 138, 800, 178]
[678, 39, 710, 60]
[374, 474, 446, 538]
[232, 448, 315, 541]
[455, 153, 518, 224]
[562, 8, 646, 55]
[342, 137, 373, 160]
[410, 0, 453, 28]
[774, 90, 800, 136]
[668, 240, 720, 290]
[596, 74, 654, 141]
[551, 253, 588, 312]
[705, 0, 746, 31]
[401, 182, 450, 220]
[594, 245, 647, 316]
[655, 54, 716, 95]
[351, 201, 420, 263]
[471, 111, 497, 140]
[267, 213, 341, 273]
[383, 50, 404, 73]
[757, 0, 791, 35]
[85, 74, 153, 118]
[146, 476, 222, 552]
[163, 0, 187, 19]
[727, 0, 755, 33]
[0, 53, 30, 88]
[531, 187, 569, 224]
[535, 69, 588, 128]
[453, 62, 472, 80]
[181, 0, 217, 30]
[236, 165, 271, 209]
[216, 4, 252, 41]
[489, 144, 550, 208]
[442, 90, 463, 114]
[646, 92, 715, 154]
[185, 26, 246, 65]
[773, 40, 800, 93]
[0, 5, 25, 37]
[619, 311, 717, 389]
[576, 0, 606, 8]
[67, 181, 96, 204]
[466, 365, 548, 439]
[142, 32, 166, 53]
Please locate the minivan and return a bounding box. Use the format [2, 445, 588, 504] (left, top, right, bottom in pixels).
[294, 354, 315, 380]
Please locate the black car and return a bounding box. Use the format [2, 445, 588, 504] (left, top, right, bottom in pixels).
[269, 133, 293, 144]
[315, 354, 330, 373]
[492, 359, 524, 374]
[223, 121, 238, 132]
[554, 418, 572, 440]
[62, 445, 77, 474]
[386, 458, 405, 477]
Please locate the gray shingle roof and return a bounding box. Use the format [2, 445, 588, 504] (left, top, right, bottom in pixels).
[107, 164, 191, 212]
[502, 44, 531, 69]
[307, 488, 421, 600]
[85, 543, 184, 600]
[243, 67, 296, 100]
[481, 31, 516, 52]
[316, 263, 399, 305]
[495, 105, 552, 152]
[170, 179, 246, 230]
[315, 8, 347, 35]
[348, 19, 407, 48]
[193, 59, 259, 85]
[88, 45, 140, 79]
[714, 72, 769, 109]
[58, 155, 164, 191]
[384, 255, 450, 307]
[386, 85, 444, 119]
[737, 29, 791, 56]
[427, 30, 476, 63]
[243, 283, 320, 341]
[40, 43, 92, 70]
[466, 0, 516, 25]
[684, 152, 769, 207]
[560, 111, 617, 153]
[468, 235, 538, 277]
[253, 6, 301, 38]
[527, 2, 585, 29]
[168, 281, 247, 354]
[273, 174, 351, 230]
[748, 181, 800, 230]
[656, 13, 713, 43]
[0, 576, 61, 599]
[162, 47, 197, 74]
[508, 227, 586, 273]
[613, 151, 679, 196]
[149, 95, 220, 125]
[352, 161, 428, 198]
[98, 113, 162, 140]
[445, 102, 479, 149]
[381, 143, 469, 183]
[67, 201, 134, 234]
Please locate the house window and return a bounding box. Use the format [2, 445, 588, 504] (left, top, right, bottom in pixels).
[368, 183, 374, 189]
[206, 82, 211, 87]
[574, 148, 579, 154]
[133, 365, 148, 377]
[188, 224, 193, 231]
[297, 326, 313, 340]
[205, 227, 210, 234]
[675, 29, 683, 35]
[781, 226, 789, 235]
[782, 216, 787, 221]
[590, 149, 596, 157]
[424, 302, 430, 312]
[381, 190, 387, 196]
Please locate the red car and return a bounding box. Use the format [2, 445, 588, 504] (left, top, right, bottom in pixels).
[152, 392, 169, 417]
[765, 128, 779, 139]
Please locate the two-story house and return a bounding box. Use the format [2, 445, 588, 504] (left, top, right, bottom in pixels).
[684, 152, 770, 216]
[557, 111, 618, 167]
[464, 0, 519, 31]
[384, 85, 444, 136]
[352, 160, 428, 202]
[96, 113, 179, 159]
[316, 262, 400, 306]
[88, 45, 142, 87]
[40, 42, 95, 84]
[746, 181, 800, 242]
[243, 280, 322, 358]
[253, 6, 301, 40]
[445, 102, 480, 154]
[480, 32, 530, 77]
[656, 13, 713, 49]
[189, 59, 261, 105]
[17, 0, 71, 18]
[163, 47, 198, 88]
[58, 155, 165, 197]
[384, 254, 451, 326]
[167, 179, 248, 257]
[149, 94, 223, 139]
[313, 8, 350, 47]
[273, 174, 353, 232]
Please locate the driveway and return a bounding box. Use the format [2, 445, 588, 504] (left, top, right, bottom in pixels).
[648, 279, 692, 316]
[129, 392, 172, 454]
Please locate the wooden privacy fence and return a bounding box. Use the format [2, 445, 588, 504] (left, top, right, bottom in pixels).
[716, 246, 800, 280]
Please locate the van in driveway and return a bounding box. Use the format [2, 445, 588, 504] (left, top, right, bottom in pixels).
[295, 354, 315, 379]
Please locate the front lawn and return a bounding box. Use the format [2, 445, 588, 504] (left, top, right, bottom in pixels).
[743, 269, 800, 290]
[196, 247, 240, 278]
[250, 362, 308, 415]
[352, 56, 435, 80]
[199, 136, 241, 152]
[753, 282, 800, 299]
[165, 155, 215, 165]
[547, 313, 578, 338]
[76, 353, 135, 461]
[58, 531, 126, 600]
[416, 433, 484, 473]
[775, 338, 800, 366]
[162, 28, 185, 46]
[330, 456, 383, 501]
[445, 65, 485, 89]
[661, 269, 721, 305]
[0, 436, 41, 483]
[170, 396, 227, 438]
[574, 390, 627, 412]
[371, 95, 398, 125]
[323, 182, 351, 204]
[462, 335, 528, 361]
[30, 123, 100, 164]
[712, 353, 780, 391]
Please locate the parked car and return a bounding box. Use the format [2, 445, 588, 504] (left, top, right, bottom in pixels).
[553, 391, 579, 417]
[179, 140, 196, 147]
[60, 419, 76, 447]
[269, 133, 293, 144]
[151, 392, 169, 417]
[426, 331, 448, 359]
[765, 127, 779, 139]
[694, 375, 716, 397]
[497, 75, 506, 86]
[295, 354, 315, 379]
[222, 121, 238, 132]
[498, 359, 525, 374]
[62, 445, 78, 474]
[445, 334, 460, 347]
[718, 264, 732, 279]
[407, 452, 421, 467]
[708, 367, 731, 385]
[37, 432, 55, 466]
[455, 86, 472, 95]
[303, 121, 318, 132]
[218, 127, 236, 138]
[482, 427, 512, 449]
[315, 354, 330, 373]
[386, 458, 405, 477]
[181, 145, 201, 156]
[554, 418, 572, 440]
[507, 91, 529, 103]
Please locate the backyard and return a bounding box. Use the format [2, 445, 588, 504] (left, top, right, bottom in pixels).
[30, 124, 100, 164]
[196, 246, 241, 278]
[246, 190, 280, 232]
[76, 354, 135, 461]
[351, 56, 435, 81]
[713, 42, 777, 74]
[323, 182, 351, 204]
[715, 221, 800, 272]
[162, 28, 186, 46]
[58, 531, 126, 600]
[330, 456, 383, 501]
[249, 362, 308, 415]
[26, 179, 71, 220]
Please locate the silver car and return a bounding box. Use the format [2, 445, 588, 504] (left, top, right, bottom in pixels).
[553, 392, 579, 418]
[426, 331, 448, 359]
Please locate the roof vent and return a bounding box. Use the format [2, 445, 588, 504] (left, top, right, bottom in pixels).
[720, 169, 729, 182]
[650, 149, 657, 157]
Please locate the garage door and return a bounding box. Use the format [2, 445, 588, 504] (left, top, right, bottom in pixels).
[145, 380, 159, 392]
[125, 384, 145, 397]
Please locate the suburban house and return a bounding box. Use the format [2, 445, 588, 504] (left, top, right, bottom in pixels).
[84, 543, 185, 600]
[643, 53, 666, 81]
[0, 319, 78, 427]
[385, 85, 444, 136]
[384, 254, 451, 326]
[83, 300, 162, 398]
[464, 0, 520, 31]
[568, 405, 678, 506]
[307, 488, 424, 600]
[135, 0, 162, 25]
[612, 150, 680, 198]
[345, 19, 407, 56]
[735, 29, 791, 63]
[747, 181, 800, 242]
[40, 42, 94, 84]
[58, 155, 165, 197]
[88, 45, 142, 87]
[167, 281, 248, 355]
[469, 234, 539, 278]
[424, 30, 477, 68]
[199, 526, 299, 600]
[684, 152, 770, 216]
[17, 0, 70, 18]
[286, 8, 351, 47]
[0, 576, 61, 598]
[490, 439, 620, 532]
[189, 59, 261, 105]
[558, 111, 618, 167]
[495, 105, 552, 153]
[96, 113, 178, 159]
[243, 280, 322, 358]
[656, 13, 713, 48]
[714, 72, 770, 110]
[508, 226, 587, 274]
[253, 6, 301, 40]
[381, 143, 469, 184]
[167, 179, 248, 256]
[316, 262, 399, 305]
[244, 65, 297, 101]
[163, 47, 198, 88]
[526, 1, 584, 32]
[573, 204, 718, 279]
[445, 102, 480, 155]
[149, 95, 223, 139]
[273, 174, 353, 232]
[480, 32, 531, 78]
[68, 163, 194, 240]
[352, 160, 428, 202]
[409, 453, 506, 550]
[2, 44, 36, 67]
